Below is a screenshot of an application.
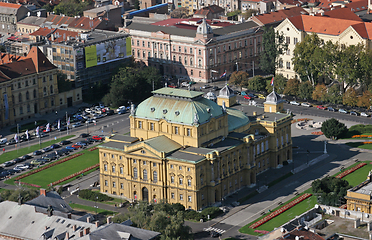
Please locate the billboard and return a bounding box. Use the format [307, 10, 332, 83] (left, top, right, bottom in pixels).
[126, 37, 132, 57]
[85, 45, 97, 68]
[95, 38, 127, 66]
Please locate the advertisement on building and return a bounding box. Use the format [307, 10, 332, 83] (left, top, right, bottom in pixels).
[84, 38, 127, 68]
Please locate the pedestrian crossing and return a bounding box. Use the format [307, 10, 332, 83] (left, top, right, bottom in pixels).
[203, 227, 226, 234]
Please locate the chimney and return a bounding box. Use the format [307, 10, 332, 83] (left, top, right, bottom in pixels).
[95, 221, 99, 228]
[40, 189, 46, 196]
[79, 231, 83, 237]
[65, 232, 69, 239]
[67, 213, 71, 219]
[83, 228, 90, 235]
[73, 225, 77, 231]
[107, 216, 112, 224]
[87, 217, 91, 223]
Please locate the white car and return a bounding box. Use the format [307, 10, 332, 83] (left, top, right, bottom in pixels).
[290, 101, 300, 106]
[117, 106, 126, 112]
[85, 108, 91, 113]
[339, 109, 348, 114]
[181, 82, 189, 87]
[301, 102, 311, 107]
[361, 112, 369, 117]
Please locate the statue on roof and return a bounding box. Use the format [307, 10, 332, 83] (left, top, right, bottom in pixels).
[130, 103, 135, 115]
[193, 112, 199, 125]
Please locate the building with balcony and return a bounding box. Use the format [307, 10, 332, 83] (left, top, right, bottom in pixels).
[125, 18, 262, 83]
[98, 87, 292, 210]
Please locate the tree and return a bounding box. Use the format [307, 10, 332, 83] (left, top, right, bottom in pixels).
[292, 33, 323, 86]
[170, 7, 191, 18]
[53, 0, 90, 17]
[312, 84, 327, 102]
[42, 3, 54, 12]
[226, 10, 241, 21]
[283, 78, 300, 96]
[229, 71, 248, 91]
[103, 64, 162, 107]
[112, 201, 192, 240]
[246, 75, 266, 92]
[343, 88, 358, 107]
[312, 176, 351, 207]
[357, 91, 372, 108]
[266, 74, 286, 94]
[242, 9, 258, 20]
[297, 81, 313, 100]
[321, 118, 348, 140]
[0, 188, 39, 203]
[134, 0, 140, 9]
[57, 72, 73, 92]
[326, 84, 342, 104]
[260, 27, 288, 74]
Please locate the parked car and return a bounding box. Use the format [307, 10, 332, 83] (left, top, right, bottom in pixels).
[202, 84, 211, 89]
[12, 158, 23, 164]
[189, 81, 196, 85]
[60, 140, 71, 146]
[42, 146, 53, 152]
[328, 107, 336, 112]
[243, 95, 252, 100]
[212, 86, 220, 91]
[72, 122, 82, 128]
[290, 101, 300, 106]
[37, 133, 47, 138]
[92, 136, 103, 141]
[65, 146, 76, 151]
[80, 133, 90, 138]
[301, 102, 311, 107]
[248, 93, 257, 98]
[33, 150, 43, 156]
[257, 94, 266, 99]
[21, 155, 32, 160]
[80, 140, 90, 145]
[240, 91, 247, 96]
[13, 166, 23, 173]
[31, 159, 47, 165]
[181, 82, 189, 87]
[2, 161, 14, 167]
[57, 148, 70, 156]
[71, 144, 83, 149]
[75, 142, 87, 146]
[50, 144, 60, 149]
[361, 112, 369, 117]
[339, 108, 348, 114]
[15, 164, 31, 170]
[317, 105, 327, 110]
[85, 138, 96, 143]
[6, 139, 16, 145]
[350, 111, 358, 116]
[0, 138, 7, 145]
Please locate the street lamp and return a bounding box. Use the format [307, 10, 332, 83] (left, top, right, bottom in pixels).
[95, 195, 98, 216]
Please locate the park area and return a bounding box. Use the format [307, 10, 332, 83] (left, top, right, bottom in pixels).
[6, 147, 99, 188]
[240, 160, 372, 236]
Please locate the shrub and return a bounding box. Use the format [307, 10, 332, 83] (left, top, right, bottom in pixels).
[78, 189, 113, 202]
[185, 210, 203, 221]
[201, 206, 223, 219]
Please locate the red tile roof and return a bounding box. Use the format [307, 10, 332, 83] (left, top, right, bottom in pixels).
[30, 27, 79, 42]
[45, 15, 75, 26]
[0, 2, 22, 8]
[194, 5, 224, 15]
[68, 17, 102, 30]
[316, 7, 363, 21]
[0, 46, 56, 82]
[252, 6, 307, 25]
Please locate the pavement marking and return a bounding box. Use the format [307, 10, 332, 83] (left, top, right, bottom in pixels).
[203, 227, 226, 234]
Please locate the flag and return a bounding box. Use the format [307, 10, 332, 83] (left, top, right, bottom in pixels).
[26, 130, 29, 140]
[14, 134, 18, 143]
[46, 123, 50, 132]
[36, 126, 39, 136]
[220, 72, 226, 78]
[270, 77, 274, 86]
[67, 117, 70, 126]
[57, 119, 60, 130]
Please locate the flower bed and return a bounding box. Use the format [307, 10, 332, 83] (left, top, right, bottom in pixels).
[14, 181, 41, 188]
[87, 147, 98, 152]
[14, 153, 84, 181]
[335, 163, 367, 179]
[249, 193, 312, 229]
[352, 135, 372, 138]
[362, 142, 372, 144]
[254, 230, 269, 234]
[48, 163, 99, 186]
[340, 204, 347, 209]
[311, 131, 323, 135]
[291, 118, 312, 124]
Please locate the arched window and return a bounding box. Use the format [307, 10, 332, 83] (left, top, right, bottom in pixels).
[26, 91, 29, 100]
[143, 169, 147, 180]
[18, 93, 22, 103]
[178, 56, 181, 62]
[43, 87, 47, 95]
[190, 58, 193, 65]
[184, 57, 187, 65]
[153, 171, 157, 183]
[27, 104, 30, 112]
[33, 89, 36, 98]
[198, 59, 202, 67]
[133, 167, 138, 179]
[50, 85, 53, 94]
[19, 106, 23, 114]
[173, 55, 176, 62]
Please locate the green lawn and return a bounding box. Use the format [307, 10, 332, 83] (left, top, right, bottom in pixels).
[10, 120, 48, 133]
[346, 142, 372, 150]
[335, 161, 372, 187]
[16, 148, 99, 188]
[0, 135, 74, 163]
[239, 189, 316, 236]
[86, 190, 128, 206]
[69, 203, 117, 216]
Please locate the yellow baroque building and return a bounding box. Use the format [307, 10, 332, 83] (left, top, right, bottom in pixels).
[99, 86, 292, 210]
[346, 172, 372, 213]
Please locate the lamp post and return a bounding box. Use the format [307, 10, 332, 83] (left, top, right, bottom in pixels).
[86, 121, 89, 134]
[306, 150, 310, 165]
[95, 195, 98, 216]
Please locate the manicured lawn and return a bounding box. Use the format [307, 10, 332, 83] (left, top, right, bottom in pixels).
[10, 120, 48, 133]
[239, 189, 316, 236]
[86, 190, 128, 206]
[346, 142, 372, 150]
[69, 203, 117, 216]
[335, 161, 372, 187]
[16, 148, 99, 188]
[0, 135, 74, 163]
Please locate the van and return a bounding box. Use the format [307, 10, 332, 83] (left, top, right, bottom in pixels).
[0, 138, 7, 145]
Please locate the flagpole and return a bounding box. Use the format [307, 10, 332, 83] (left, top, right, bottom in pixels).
[225, 69, 227, 85]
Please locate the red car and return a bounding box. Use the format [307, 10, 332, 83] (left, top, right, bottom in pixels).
[244, 95, 252, 100]
[72, 144, 82, 149]
[317, 105, 327, 110]
[92, 136, 103, 141]
[168, 84, 177, 88]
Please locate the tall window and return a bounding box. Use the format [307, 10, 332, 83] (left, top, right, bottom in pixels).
[175, 126, 179, 134]
[188, 179, 191, 186]
[104, 164, 107, 171]
[150, 122, 154, 130]
[171, 176, 174, 183]
[179, 178, 183, 185]
[153, 171, 158, 183]
[133, 167, 138, 178]
[112, 165, 115, 173]
[143, 169, 147, 180]
[50, 85, 53, 94]
[138, 121, 142, 129]
[26, 91, 29, 100]
[18, 93, 22, 103]
[120, 167, 123, 174]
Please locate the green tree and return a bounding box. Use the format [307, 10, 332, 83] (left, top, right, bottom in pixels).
[226, 10, 241, 21]
[170, 7, 191, 18]
[326, 84, 342, 104]
[266, 74, 286, 94]
[297, 81, 313, 100]
[229, 71, 248, 91]
[0, 188, 39, 203]
[321, 118, 348, 140]
[103, 64, 162, 107]
[57, 72, 73, 92]
[260, 27, 288, 74]
[283, 78, 300, 96]
[343, 88, 358, 107]
[134, 0, 140, 9]
[247, 75, 266, 92]
[42, 3, 54, 12]
[53, 0, 90, 17]
[312, 176, 351, 207]
[112, 201, 192, 240]
[242, 9, 258, 20]
[292, 33, 323, 86]
[312, 84, 327, 102]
